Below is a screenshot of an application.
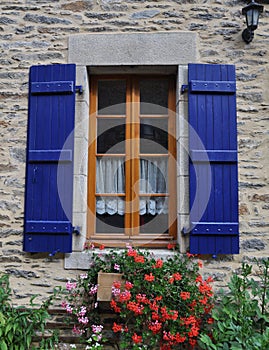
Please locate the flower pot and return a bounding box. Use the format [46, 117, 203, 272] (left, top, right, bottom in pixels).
[97, 272, 124, 301]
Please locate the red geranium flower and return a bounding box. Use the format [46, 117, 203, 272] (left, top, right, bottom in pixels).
[112, 322, 122, 333]
[132, 333, 142, 344]
[180, 291, 191, 300]
[144, 273, 154, 282]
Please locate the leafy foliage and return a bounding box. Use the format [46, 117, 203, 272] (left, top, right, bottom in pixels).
[62, 244, 214, 349]
[199, 258, 269, 350]
[0, 273, 60, 350]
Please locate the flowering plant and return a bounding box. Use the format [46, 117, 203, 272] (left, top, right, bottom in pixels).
[62, 244, 214, 349]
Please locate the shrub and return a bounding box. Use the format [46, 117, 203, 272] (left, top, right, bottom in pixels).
[0, 273, 60, 350]
[62, 245, 214, 349]
[199, 258, 269, 350]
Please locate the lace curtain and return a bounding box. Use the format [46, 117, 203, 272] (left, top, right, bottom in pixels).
[96, 157, 168, 216]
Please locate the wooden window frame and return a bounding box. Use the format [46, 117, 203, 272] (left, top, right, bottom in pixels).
[87, 75, 177, 247]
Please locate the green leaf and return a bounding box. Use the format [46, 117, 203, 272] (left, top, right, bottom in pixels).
[0, 341, 8, 350]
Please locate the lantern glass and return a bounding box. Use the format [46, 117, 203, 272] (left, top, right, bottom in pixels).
[246, 8, 260, 30]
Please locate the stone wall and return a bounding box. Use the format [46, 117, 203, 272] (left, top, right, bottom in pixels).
[0, 0, 269, 305]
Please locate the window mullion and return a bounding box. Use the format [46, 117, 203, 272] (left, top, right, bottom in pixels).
[131, 78, 140, 236]
[168, 78, 177, 238]
[125, 78, 132, 238]
[87, 77, 98, 238]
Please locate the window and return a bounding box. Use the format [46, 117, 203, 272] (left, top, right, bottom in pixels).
[87, 76, 177, 247]
[24, 33, 239, 258]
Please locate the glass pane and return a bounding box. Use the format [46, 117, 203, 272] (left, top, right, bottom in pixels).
[96, 213, 125, 233]
[98, 80, 126, 115]
[96, 157, 125, 194]
[97, 118, 125, 154]
[140, 118, 168, 153]
[140, 213, 168, 234]
[140, 158, 168, 194]
[140, 79, 169, 115]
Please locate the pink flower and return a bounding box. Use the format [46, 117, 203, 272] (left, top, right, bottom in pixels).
[112, 286, 121, 297]
[66, 281, 77, 291]
[114, 263, 120, 271]
[78, 306, 87, 316]
[78, 316, 89, 325]
[66, 304, 73, 313]
[89, 284, 98, 295]
[92, 325, 103, 333]
[72, 325, 84, 335]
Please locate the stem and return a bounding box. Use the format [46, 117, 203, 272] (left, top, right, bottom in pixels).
[260, 259, 269, 335]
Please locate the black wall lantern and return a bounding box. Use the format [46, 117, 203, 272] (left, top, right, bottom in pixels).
[242, 0, 264, 43]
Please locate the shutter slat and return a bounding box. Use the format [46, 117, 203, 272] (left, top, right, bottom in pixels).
[24, 64, 76, 253]
[188, 63, 239, 255]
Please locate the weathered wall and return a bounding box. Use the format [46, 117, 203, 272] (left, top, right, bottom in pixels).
[0, 0, 269, 304]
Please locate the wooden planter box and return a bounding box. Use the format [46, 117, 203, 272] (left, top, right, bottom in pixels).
[97, 272, 124, 301]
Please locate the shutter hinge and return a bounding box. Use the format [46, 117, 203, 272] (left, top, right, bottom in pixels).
[73, 226, 81, 235]
[75, 85, 83, 94]
[49, 249, 60, 257]
[181, 227, 190, 236]
[181, 84, 188, 94]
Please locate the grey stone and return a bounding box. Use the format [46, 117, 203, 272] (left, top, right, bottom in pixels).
[0, 17, 16, 24]
[23, 13, 72, 25]
[239, 182, 266, 188]
[241, 239, 266, 251]
[10, 148, 25, 162]
[239, 92, 263, 103]
[189, 23, 207, 31]
[15, 26, 35, 34]
[85, 12, 120, 20]
[100, 0, 128, 12]
[131, 10, 160, 19]
[5, 269, 39, 279]
[68, 32, 198, 66]
[6, 240, 22, 246]
[12, 52, 63, 61]
[0, 201, 20, 213]
[0, 229, 22, 237]
[0, 256, 22, 263]
[201, 49, 218, 57]
[249, 221, 269, 228]
[163, 11, 185, 18]
[237, 73, 257, 82]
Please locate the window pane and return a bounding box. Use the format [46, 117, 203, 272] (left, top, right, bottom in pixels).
[98, 80, 126, 115]
[97, 118, 125, 154]
[96, 213, 125, 233]
[140, 118, 168, 153]
[140, 158, 168, 194]
[140, 213, 168, 234]
[96, 157, 125, 194]
[140, 79, 169, 115]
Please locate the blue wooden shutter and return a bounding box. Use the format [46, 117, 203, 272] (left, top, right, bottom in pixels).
[24, 64, 76, 253]
[188, 63, 239, 255]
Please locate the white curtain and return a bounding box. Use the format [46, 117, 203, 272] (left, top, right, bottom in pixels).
[96, 157, 125, 215]
[139, 158, 168, 215]
[96, 158, 168, 216]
